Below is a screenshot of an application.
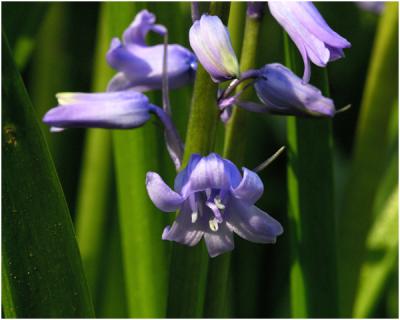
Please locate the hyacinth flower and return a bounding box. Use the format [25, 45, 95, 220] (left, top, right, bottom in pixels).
[268, 2, 351, 82]
[106, 9, 197, 92]
[42, 91, 184, 169]
[357, 2, 385, 14]
[146, 153, 283, 257]
[189, 14, 240, 82]
[218, 63, 336, 119]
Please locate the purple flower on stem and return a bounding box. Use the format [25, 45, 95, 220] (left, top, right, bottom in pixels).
[146, 153, 283, 257]
[252, 63, 335, 117]
[268, 2, 351, 82]
[43, 90, 184, 169]
[106, 10, 197, 92]
[43, 91, 153, 130]
[189, 14, 240, 82]
[219, 63, 335, 118]
[357, 2, 385, 14]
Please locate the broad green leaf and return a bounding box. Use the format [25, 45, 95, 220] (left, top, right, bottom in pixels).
[284, 37, 338, 317]
[2, 32, 94, 317]
[337, 3, 398, 315]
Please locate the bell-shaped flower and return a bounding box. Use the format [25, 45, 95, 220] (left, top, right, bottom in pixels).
[268, 2, 351, 82]
[43, 91, 154, 130]
[43, 90, 184, 168]
[248, 63, 335, 117]
[146, 153, 283, 257]
[106, 10, 197, 92]
[189, 15, 240, 82]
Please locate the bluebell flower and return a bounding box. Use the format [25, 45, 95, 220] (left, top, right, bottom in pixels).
[146, 153, 283, 257]
[43, 91, 154, 130]
[43, 90, 184, 168]
[189, 15, 240, 82]
[106, 10, 197, 92]
[252, 63, 335, 117]
[219, 64, 335, 119]
[268, 2, 351, 82]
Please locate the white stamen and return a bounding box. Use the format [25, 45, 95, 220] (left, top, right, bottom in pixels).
[214, 196, 225, 210]
[191, 212, 198, 223]
[209, 218, 219, 232]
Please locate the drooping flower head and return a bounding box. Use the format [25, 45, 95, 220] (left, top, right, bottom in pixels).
[189, 15, 240, 82]
[218, 63, 335, 119]
[268, 2, 351, 82]
[43, 91, 154, 131]
[106, 10, 197, 92]
[42, 90, 184, 169]
[252, 63, 335, 117]
[146, 153, 283, 257]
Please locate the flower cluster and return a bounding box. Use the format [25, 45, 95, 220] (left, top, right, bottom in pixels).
[189, 2, 350, 122]
[42, 3, 351, 257]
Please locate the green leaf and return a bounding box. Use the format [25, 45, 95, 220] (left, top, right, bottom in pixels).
[97, 3, 170, 317]
[284, 36, 338, 317]
[353, 186, 398, 317]
[2, 32, 94, 317]
[74, 2, 117, 311]
[166, 3, 230, 317]
[337, 3, 398, 315]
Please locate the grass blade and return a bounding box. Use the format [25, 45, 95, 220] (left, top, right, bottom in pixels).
[2, 32, 94, 318]
[337, 3, 398, 315]
[284, 36, 338, 317]
[100, 3, 170, 317]
[74, 2, 117, 311]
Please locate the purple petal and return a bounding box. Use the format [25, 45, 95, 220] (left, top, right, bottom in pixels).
[294, 2, 351, 49]
[232, 168, 264, 204]
[179, 153, 242, 197]
[226, 198, 283, 243]
[107, 42, 196, 91]
[162, 203, 204, 246]
[189, 15, 239, 82]
[268, 2, 350, 81]
[254, 63, 335, 117]
[146, 172, 184, 212]
[174, 154, 202, 194]
[43, 91, 152, 129]
[122, 10, 166, 46]
[203, 223, 234, 257]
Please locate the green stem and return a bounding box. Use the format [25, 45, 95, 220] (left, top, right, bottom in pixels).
[166, 3, 230, 317]
[203, 9, 263, 318]
[284, 35, 338, 317]
[337, 3, 398, 316]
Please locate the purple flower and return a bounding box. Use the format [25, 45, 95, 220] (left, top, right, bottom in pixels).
[106, 10, 197, 92]
[251, 63, 335, 117]
[189, 15, 240, 82]
[268, 2, 351, 82]
[43, 90, 184, 169]
[146, 153, 283, 257]
[219, 64, 335, 119]
[43, 91, 154, 130]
